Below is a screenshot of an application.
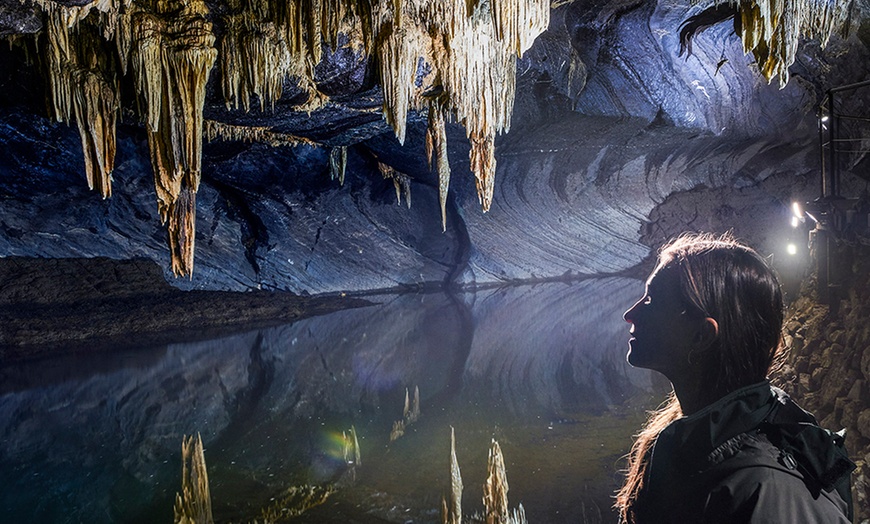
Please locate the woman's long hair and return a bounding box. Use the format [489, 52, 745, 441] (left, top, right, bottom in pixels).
[615, 232, 785, 523]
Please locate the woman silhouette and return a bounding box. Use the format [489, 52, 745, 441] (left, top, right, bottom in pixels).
[615, 233, 854, 523]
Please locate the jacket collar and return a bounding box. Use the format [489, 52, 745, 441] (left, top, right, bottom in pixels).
[657, 380, 776, 467]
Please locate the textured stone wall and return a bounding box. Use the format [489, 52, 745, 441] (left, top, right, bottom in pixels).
[782, 240, 870, 520]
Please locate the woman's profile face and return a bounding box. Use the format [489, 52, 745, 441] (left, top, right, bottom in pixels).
[623, 266, 702, 379]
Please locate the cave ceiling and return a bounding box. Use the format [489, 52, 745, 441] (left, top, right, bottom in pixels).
[0, 0, 868, 293]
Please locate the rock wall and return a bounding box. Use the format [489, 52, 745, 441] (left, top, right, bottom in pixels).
[782, 240, 870, 520]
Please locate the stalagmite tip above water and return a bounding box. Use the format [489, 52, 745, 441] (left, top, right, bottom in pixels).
[174, 433, 213, 524]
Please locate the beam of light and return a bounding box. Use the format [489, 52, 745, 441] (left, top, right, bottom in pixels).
[791, 215, 800, 228]
[821, 115, 829, 122]
[792, 201, 803, 219]
[787, 243, 798, 255]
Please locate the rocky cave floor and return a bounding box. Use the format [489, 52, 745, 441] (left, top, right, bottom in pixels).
[0, 256, 371, 363]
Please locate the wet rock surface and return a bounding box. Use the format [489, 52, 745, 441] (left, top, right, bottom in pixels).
[0, 256, 367, 362]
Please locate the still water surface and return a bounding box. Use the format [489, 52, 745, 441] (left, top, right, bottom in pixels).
[0, 279, 665, 523]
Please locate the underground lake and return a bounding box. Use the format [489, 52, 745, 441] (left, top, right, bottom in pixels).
[0, 279, 667, 523]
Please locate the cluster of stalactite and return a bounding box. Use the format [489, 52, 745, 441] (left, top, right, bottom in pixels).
[38, 0, 122, 199]
[37, 0, 216, 276]
[30, 0, 549, 276]
[735, 0, 853, 87]
[681, 0, 853, 88]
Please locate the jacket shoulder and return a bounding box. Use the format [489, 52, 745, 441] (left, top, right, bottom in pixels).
[700, 432, 852, 523]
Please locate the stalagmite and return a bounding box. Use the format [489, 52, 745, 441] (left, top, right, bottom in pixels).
[483, 439, 509, 524]
[390, 419, 405, 442]
[447, 426, 463, 524]
[173, 433, 214, 524]
[130, 0, 217, 276]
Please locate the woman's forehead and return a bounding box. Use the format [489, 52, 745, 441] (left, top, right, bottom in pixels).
[646, 265, 680, 290]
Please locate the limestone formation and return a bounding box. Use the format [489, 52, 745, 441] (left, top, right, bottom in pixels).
[130, 0, 217, 277]
[173, 433, 213, 524]
[734, 0, 852, 87]
[447, 425, 463, 524]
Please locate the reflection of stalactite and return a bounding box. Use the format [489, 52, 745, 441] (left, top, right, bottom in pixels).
[131, 0, 217, 277]
[403, 385, 420, 423]
[483, 439, 509, 524]
[173, 433, 213, 524]
[390, 419, 405, 442]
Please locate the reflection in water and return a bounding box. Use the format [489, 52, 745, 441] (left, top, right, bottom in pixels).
[0, 279, 663, 523]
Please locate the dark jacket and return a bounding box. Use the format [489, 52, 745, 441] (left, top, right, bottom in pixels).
[634, 381, 855, 523]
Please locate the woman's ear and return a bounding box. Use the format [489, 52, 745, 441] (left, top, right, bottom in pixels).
[697, 317, 719, 348]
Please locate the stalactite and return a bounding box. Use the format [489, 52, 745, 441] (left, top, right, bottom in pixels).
[329, 146, 347, 185]
[72, 69, 118, 198]
[470, 134, 496, 211]
[378, 24, 423, 146]
[426, 103, 450, 231]
[131, 0, 217, 277]
[41, 1, 120, 199]
[173, 433, 213, 524]
[379, 162, 412, 208]
[204, 120, 317, 148]
[733, 0, 851, 87]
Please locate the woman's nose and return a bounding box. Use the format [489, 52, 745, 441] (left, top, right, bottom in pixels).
[623, 300, 641, 323]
